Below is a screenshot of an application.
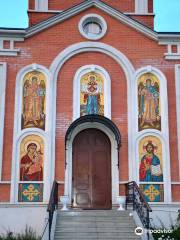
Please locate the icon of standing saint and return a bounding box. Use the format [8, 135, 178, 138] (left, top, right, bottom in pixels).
[22, 71, 46, 130]
[138, 74, 161, 131]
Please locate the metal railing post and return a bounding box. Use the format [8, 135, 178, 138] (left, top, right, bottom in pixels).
[125, 181, 152, 239]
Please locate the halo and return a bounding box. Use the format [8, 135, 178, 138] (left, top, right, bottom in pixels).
[88, 74, 97, 82]
[142, 78, 155, 86]
[30, 74, 40, 85]
[143, 140, 158, 153]
[24, 140, 41, 153]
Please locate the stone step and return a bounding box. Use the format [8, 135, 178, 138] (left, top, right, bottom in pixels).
[55, 227, 136, 232]
[58, 210, 131, 217]
[54, 237, 140, 240]
[54, 210, 140, 240]
[54, 232, 140, 239]
[56, 222, 136, 227]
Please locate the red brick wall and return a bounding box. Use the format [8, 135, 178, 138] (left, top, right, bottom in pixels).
[172, 185, 180, 201]
[148, 0, 154, 13]
[0, 6, 179, 201]
[48, 0, 135, 12]
[48, 0, 83, 11]
[29, 0, 35, 10]
[28, 11, 57, 26]
[0, 185, 10, 202]
[130, 15, 154, 29]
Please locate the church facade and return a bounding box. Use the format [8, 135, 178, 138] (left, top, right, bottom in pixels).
[0, 0, 180, 235]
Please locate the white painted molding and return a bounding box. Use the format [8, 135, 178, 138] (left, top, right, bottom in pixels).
[135, 0, 148, 14]
[133, 66, 171, 203]
[0, 63, 7, 181]
[0, 38, 24, 56]
[78, 14, 107, 40]
[164, 54, 180, 60]
[171, 182, 180, 185]
[11, 64, 53, 203]
[0, 50, 20, 56]
[65, 122, 119, 204]
[159, 42, 180, 60]
[49, 42, 135, 186]
[35, 0, 48, 11]
[175, 65, 180, 179]
[73, 64, 111, 120]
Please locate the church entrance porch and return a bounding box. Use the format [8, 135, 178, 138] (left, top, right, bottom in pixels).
[64, 115, 121, 207]
[72, 128, 111, 209]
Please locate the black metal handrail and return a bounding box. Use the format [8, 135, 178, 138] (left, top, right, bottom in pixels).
[47, 180, 58, 240]
[125, 181, 152, 239]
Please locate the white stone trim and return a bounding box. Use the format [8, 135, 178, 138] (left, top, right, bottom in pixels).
[49, 42, 135, 185]
[0, 49, 20, 56]
[175, 65, 180, 178]
[78, 14, 107, 40]
[159, 42, 180, 60]
[11, 64, 53, 203]
[135, 0, 148, 14]
[0, 38, 24, 56]
[171, 182, 180, 185]
[35, 0, 48, 11]
[73, 64, 111, 120]
[0, 63, 7, 180]
[65, 122, 119, 204]
[132, 66, 171, 203]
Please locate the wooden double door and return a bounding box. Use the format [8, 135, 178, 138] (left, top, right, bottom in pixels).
[72, 129, 111, 209]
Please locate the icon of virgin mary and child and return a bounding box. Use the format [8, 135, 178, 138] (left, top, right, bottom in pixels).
[81, 74, 103, 115]
[20, 143, 43, 181]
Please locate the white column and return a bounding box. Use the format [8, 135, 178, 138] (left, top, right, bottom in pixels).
[135, 0, 148, 14]
[35, 0, 48, 11]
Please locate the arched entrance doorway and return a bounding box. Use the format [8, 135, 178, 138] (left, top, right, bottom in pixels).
[65, 115, 121, 207]
[72, 128, 111, 209]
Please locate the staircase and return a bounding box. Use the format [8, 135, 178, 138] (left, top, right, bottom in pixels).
[54, 210, 141, 240]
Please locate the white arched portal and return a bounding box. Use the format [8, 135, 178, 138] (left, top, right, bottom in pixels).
[49, 42, 135, 185]
[65, 122, 119, 204]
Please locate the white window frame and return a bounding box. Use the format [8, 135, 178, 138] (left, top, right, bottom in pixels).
[78, 14, 107, 40]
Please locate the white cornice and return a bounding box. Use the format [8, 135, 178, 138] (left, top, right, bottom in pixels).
[0, 29, 25, 38]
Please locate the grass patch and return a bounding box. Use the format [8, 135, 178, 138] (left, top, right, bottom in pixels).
[0, 226, 40, 240]
[151, 210, 180, 240]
